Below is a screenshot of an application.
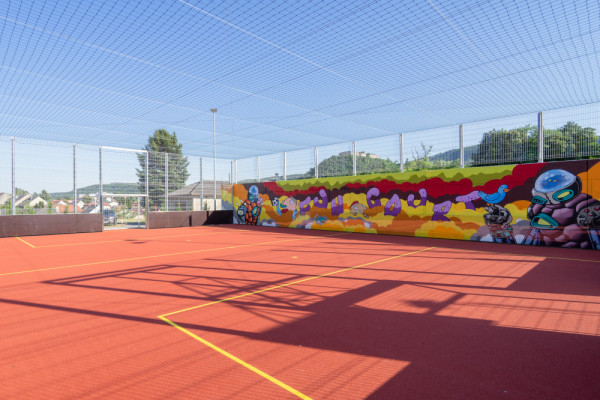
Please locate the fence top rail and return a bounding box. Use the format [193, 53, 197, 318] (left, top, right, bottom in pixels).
[101, 146, 148, 154]
[101, 193, 148, 198]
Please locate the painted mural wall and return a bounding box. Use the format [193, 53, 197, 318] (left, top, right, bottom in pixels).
[232, 160, 600, 250]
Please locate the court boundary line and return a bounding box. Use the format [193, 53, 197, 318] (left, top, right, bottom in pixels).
[15, 237, 36, 248]
[158, 246, 436, 399]
[14, 229, 600, 264]
[13, 229, 249, 249]
[1, 232, 349, 276]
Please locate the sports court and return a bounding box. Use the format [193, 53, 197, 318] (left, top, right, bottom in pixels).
[1, 226, 599, 399]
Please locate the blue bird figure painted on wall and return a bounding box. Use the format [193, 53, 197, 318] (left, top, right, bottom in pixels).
[478, 184, 509, 204]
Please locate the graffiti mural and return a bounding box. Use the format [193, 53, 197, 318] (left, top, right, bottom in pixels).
[235, 185, 263, 225]
[232, 160, 600, 250]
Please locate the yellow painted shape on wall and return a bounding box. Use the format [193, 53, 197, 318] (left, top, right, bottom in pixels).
[581, 161, 600, 200]
[505, 203, 529, 222]
[416, 221, 476, 241]
[425, 164, 516, 187]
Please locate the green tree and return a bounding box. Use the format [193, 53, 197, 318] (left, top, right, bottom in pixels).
[403, 143, 460, 171]
[23, 202, 35, 215]
[471, 122, 599, 166]
[136, 129, 190, 210]
[83, 193, 93, 204]
[40, 189, 52, 203]
[472, 125, 537, 166]
[543, 121, 600, 160]
[2, 199, 12, 215]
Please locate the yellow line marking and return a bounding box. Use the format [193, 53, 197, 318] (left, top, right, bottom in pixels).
[157, 247, 435, 399]
[158, 316, 312, 400]
[160, 247, 434, 318]
[0, 232, 348, 276]
[15, 237, 36, 248]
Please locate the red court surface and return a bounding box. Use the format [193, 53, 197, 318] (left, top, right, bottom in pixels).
[1, 225, 599, 399]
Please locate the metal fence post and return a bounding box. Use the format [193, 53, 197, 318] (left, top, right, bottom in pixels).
[200, 157, 204, 210]
[99, 146, 103, 218]
[165, 153, 169, 212]
[459, 124, 464, 168]
[145, 152, 149, 226]
[234, 159, 238, 184]
[213, 158, 217, 211]
[257, 156, 260, 182]
[352, 141, 357, 176]
[538, 111, 544, 163]
[73, 144, 77, 213]
[283, 152, 287, 180]
[399, 133, 404, 172]
[314, 147, 318, 178]
[11, 137, 15, 215]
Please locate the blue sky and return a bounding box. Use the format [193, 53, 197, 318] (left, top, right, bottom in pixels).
[1, 0, 599, 193]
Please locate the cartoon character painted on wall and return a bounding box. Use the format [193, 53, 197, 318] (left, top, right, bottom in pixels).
[576, 201, 600, 249]
[479, 184, 515, 243]
[349, 201, 368, 218]
[273, 196, 298, 220]
[523, 169, 599, 249]
[482, 203, 515, 243]
[236, 185, 263, 225]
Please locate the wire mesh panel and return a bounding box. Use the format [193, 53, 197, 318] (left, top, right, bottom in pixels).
[216, 158, 232, 210]
[286, 148, 315, 180]
[259, 153, 284, 182]
[402, 126, 460, 171]
[165, 152, 192, 212]
[236, 157, 258, 184]
[463, 113, 539, 167]
[101, 147, 147, 196]
[168, 154, 201, 211]
[202, 157, 221, 210]
[0, 137, 11, 215]
[543, 104, 600, 161]
[316, 143, 353, 178]
[147, 151, 167, 212]
[76, 144, 100, 214]
[356, 135, 400, 175]
[101, 147, 148, 225]
[15, 139, 74, 215]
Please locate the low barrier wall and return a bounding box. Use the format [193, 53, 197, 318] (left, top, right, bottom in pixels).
[233, 159, 600, 250]
[148, 210, 232, 229]
[0, 213, 102, 237]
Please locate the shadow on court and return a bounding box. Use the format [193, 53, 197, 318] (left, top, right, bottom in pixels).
[32, 250, 600, 399]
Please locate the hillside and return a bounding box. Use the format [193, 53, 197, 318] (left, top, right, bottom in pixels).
[429, 144, 479, 164]
[51, 182, 139, 198]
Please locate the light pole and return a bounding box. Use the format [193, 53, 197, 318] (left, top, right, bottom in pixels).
[210, 108, 217, 211]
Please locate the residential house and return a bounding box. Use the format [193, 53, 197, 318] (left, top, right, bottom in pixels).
[55, 204, 84, 214]
[14, 193, 31, 207]
[29, 196, 48, 208]
[167, 180, 229, 211]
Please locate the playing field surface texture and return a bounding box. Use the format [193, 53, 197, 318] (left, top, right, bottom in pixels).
[1, 225, 599, 399]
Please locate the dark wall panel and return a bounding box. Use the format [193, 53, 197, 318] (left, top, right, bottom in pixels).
[148, 211, 233, 229]
[0, 214, 102, 237]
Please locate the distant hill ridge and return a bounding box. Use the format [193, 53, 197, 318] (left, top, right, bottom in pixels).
[429, 145, 479, 163]
[51, 182, 138, 198]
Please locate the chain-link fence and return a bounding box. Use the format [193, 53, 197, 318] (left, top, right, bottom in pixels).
[235, 105, 600, 182]
[0, 139, 233, 220]
[2, 105, 600, 217]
